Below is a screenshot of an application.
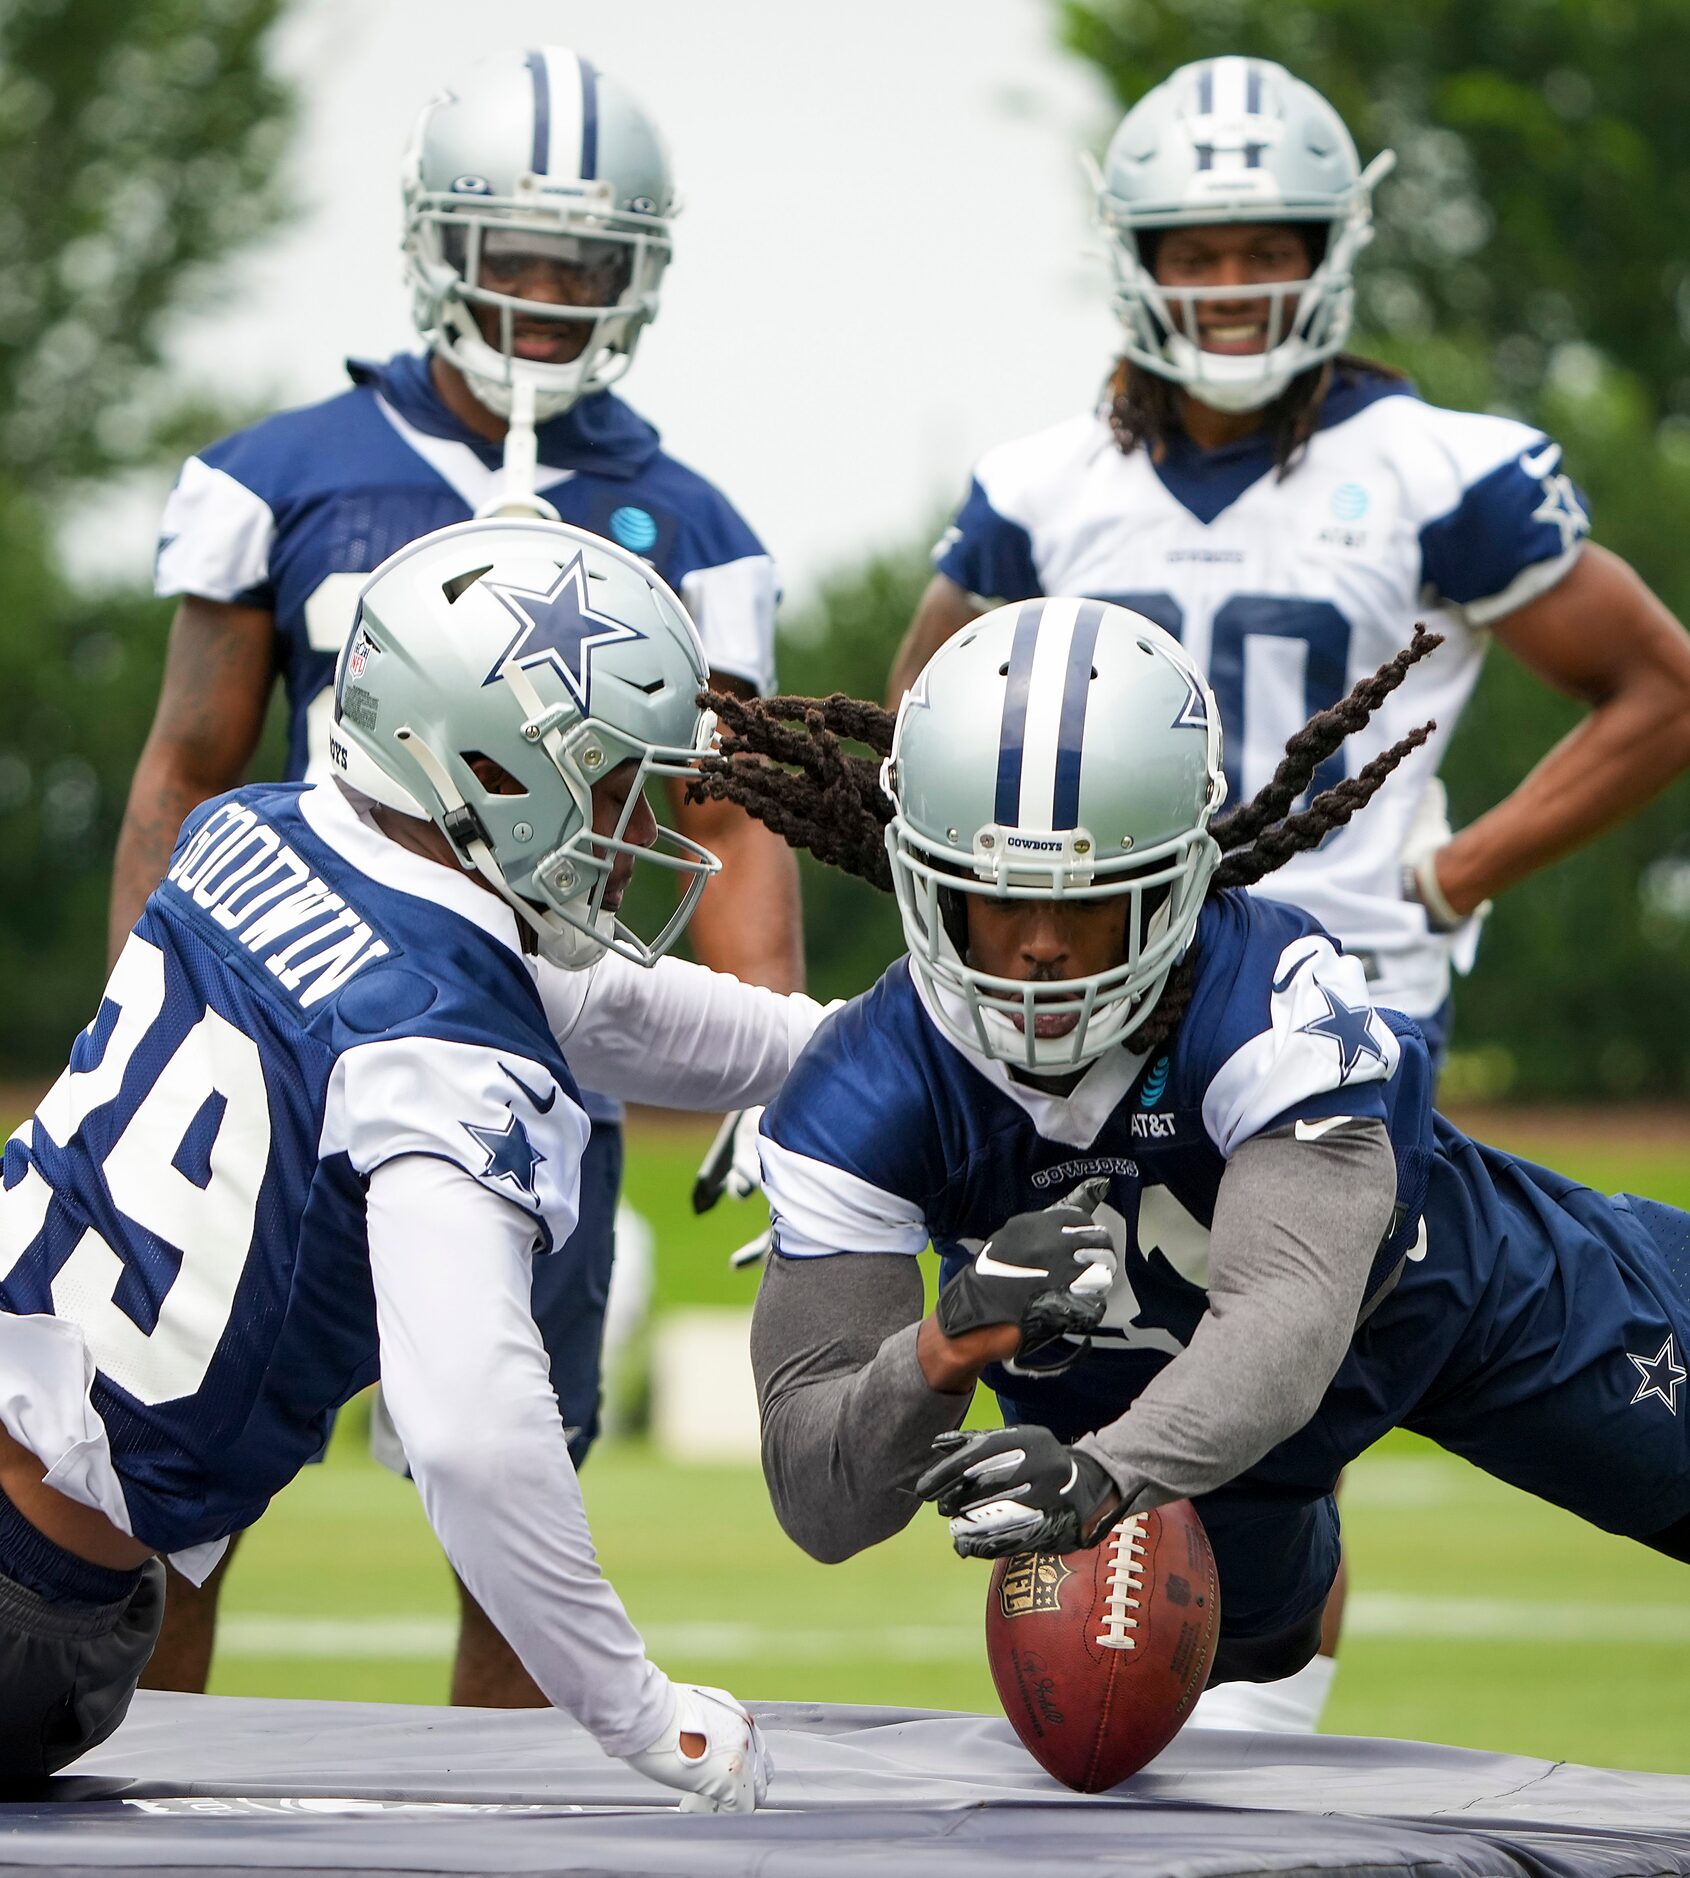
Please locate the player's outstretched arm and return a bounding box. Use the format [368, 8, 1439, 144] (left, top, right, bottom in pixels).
[751, 1249, 970, 1562]
[540, 950, 831, 1114]
[1073, 1119, 1397, 1517]
[367, 1154, 767, 1806]
[1424, 544, 1690, 920]
[750, 1189, 1115, 1562]
[108, 596, 273, 960]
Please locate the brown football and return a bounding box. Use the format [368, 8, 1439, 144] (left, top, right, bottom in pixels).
[984, 1500, 1220, 1792]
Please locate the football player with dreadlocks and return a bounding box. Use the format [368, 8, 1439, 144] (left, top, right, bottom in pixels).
[694, 602, 1690, 1713]
[109, 46, 801, 1701]
[882, 55, 1690, 1729]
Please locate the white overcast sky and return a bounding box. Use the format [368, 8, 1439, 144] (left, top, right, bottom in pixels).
[107, 0, 1120, 605]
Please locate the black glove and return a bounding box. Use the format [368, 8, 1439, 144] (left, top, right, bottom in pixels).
[915, 1426, 1121, 1559]
[935, 1179, 1115, 1358]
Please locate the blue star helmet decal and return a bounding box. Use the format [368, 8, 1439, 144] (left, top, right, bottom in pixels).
[463, 1108, 547, 1202]
[481, 551, 646, 711]
[1171, 668, 1210, 733]
[1296, 983, 1388, 1083]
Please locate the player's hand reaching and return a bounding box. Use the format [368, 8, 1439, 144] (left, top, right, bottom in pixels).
[624, 1682, 772, 1812]
[936, 1178, 1116, 1357]
[692, 1108, 772, 1269]
[917, 1425, 1121, 1560]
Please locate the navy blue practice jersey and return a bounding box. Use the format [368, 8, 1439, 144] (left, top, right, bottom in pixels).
[764, 890, 1432, 1368]
[0, 783, 590, 1554]
[762, 890, 1690, 1548]
[155, 353, 779, 785]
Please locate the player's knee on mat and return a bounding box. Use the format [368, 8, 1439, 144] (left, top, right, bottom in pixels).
[1209, 1607, 1323, 1686]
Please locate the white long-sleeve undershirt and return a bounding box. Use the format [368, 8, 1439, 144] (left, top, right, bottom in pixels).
[365, 1152, 673, 1757]
[536, 951, 828, 1110]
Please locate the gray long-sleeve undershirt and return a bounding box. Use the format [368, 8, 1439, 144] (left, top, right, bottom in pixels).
[751, 1119, 1399, 1562]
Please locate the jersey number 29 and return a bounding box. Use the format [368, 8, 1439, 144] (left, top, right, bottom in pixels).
[2, 934, 270, 1405]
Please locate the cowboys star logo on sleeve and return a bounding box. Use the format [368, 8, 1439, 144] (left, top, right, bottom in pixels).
[481, 551, 646, 711]
[1296, 983, 1389, 1083]
[463, 1108, 547, 1203]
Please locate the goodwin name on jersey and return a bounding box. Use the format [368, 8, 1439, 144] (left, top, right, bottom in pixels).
[166, 797, 390, 1008]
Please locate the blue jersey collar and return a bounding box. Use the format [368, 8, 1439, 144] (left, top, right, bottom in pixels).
[1148, 368, 1415, 526]
[346, 352, 662, 481]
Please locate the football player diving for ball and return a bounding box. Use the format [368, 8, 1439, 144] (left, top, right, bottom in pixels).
[883, 55, 1690, 1730]
[695, 602, 1690, 1709]
[0, 519, 809, 1799]
[110, 45, 802, 1703]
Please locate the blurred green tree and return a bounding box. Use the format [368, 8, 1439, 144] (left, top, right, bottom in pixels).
[1035, 0, 1690, 1096]
[0, 0, 294, 1071]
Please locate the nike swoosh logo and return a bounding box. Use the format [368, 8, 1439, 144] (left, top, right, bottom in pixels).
[1520, 442, 1561, 479]
[1295, 1116, 1353, 1142]
[502, 1064, 557, 1113]
[1271, 954, 1313, 995]
[974, 1251, 1047, 1280]
[1405, 1217, 1428, 1261]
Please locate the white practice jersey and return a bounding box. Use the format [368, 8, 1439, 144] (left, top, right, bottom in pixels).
[935, 370, 1590, 1017]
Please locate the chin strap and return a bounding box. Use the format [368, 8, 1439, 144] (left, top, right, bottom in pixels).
[477, 378, 562, 522]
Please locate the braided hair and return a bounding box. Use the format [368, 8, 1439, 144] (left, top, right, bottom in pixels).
[689, 626, 1442, 1053]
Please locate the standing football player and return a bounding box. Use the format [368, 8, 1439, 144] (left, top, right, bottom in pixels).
[698, 607, 1690, 1725]
[0, 518, 818, 1797]
[884, 57, 1690, 1727]
[108, 46, 801, 1701]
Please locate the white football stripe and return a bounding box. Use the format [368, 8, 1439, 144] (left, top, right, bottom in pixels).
[539, 47, 583, 180]
[1015, 596, 1081, 830]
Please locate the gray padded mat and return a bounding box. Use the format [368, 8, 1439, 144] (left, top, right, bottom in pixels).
[1, 1690, 1682, 1875]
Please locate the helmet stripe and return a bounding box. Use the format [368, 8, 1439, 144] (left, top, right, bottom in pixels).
[1246, 59, 1262, 116]
[992, 601, 1045, 826]
[1052, 600, 1106, 829]
[579, 54, 600, 179]
[525, 49, 550, 174]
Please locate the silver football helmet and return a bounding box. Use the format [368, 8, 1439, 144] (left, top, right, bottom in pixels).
[1095, 56, 1394, 413]
[885, 599, 1226, 1071]
[335, 518, 718, 971]
[402, 47, 675, 423]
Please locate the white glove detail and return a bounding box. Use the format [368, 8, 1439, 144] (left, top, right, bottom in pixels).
[722, 1106, 765, 1202]
[624, 1682, 771, 1813]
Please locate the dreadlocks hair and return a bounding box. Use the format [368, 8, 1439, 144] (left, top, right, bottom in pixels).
[690, 625, 1444, 1055]
[689, 691, 899, 891]
[1107, 352, 1410, 481]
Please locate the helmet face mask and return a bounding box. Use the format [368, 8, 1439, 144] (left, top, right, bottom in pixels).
[336, 517, 719, 971]
[1095, 56, 1394, 414]
[884, 600, 1226, 1074]
[403, 48, 675, 422]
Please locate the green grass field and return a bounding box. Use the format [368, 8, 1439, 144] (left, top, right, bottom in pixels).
[202, 1114, 1690, 1776]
